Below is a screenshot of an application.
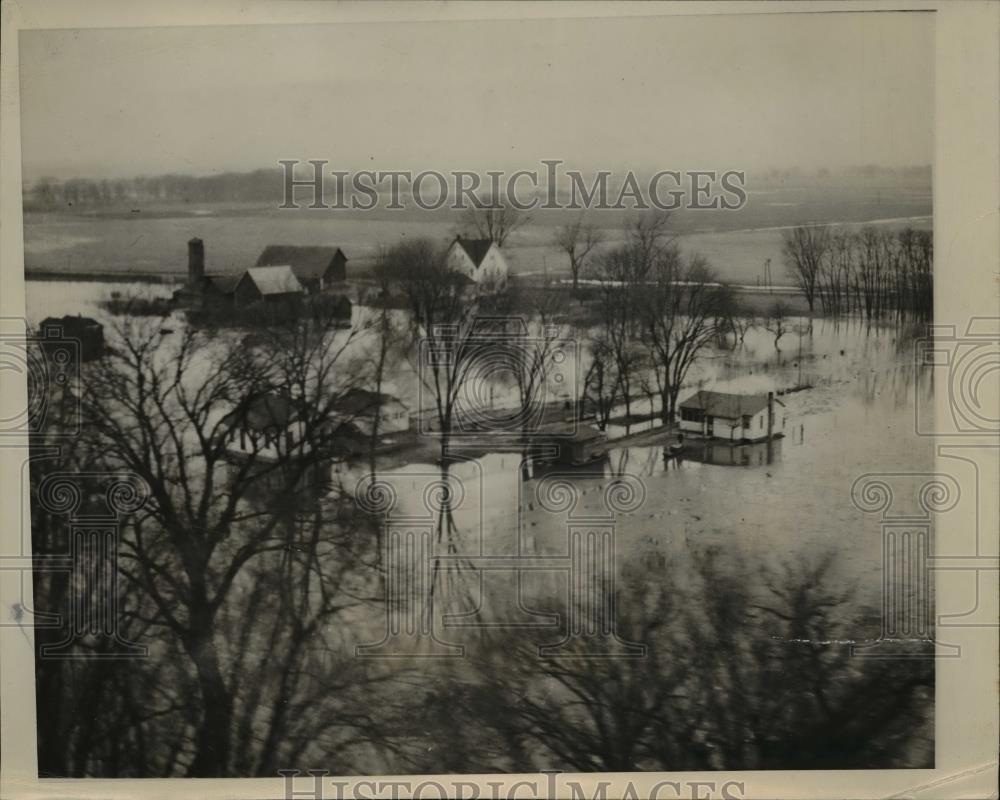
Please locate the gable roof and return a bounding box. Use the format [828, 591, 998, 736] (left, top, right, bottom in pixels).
[256, 245, 346, 282]
[679, 390, 769, 419]
[205, 273, 241, 294]
[241, 265, 303, 296]
[453, 237, 495, 267]
[223, 392, 296, 432]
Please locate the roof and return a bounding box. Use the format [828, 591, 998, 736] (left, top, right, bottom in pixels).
[241, 265, 303, 296]
[679, 390, 769, 419]
[334, 388, 407, 416]
[539, 422, 606, 442]
[226, 392, 295, 431]
[566, 424, 607, 443]
[256, 245, 346, 282]
[205, 273, 241, 294]
[40, 315, 102, 332]
[453, 237, 495, 267]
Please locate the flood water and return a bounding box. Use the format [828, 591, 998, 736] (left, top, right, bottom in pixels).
[25, 279, 932, 622]
[336, 317, 933, 651]
[24, 278, 936, 771]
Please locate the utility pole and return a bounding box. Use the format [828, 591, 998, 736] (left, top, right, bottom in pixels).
[797, 327, 803, 387]
[767, 391, 774, 442]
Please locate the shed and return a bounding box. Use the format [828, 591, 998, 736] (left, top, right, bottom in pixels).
[39, 316, 105, 362]
[678, 390, 783, 442]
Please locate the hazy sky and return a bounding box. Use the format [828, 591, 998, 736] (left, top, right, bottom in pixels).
[19, 11, 934, 180]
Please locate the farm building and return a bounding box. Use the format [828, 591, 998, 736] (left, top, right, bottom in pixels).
[255, 245, 347, 293]
[446, 236, 510, 286]
[220, 392, 308, 463]
[233, 266, 304, 308]
[556, 425, 608, 466]
[678, 390, 784, 442]
[38, 315, 105, 362]
[173, 238, 241, 307]
[534, 423, 607, 466]
[333, 388, 409, 437]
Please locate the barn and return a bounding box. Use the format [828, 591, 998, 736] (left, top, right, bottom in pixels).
[256, 245, 347, 293]
[38, 315, 105, 362]
[232, 266, 304, 307]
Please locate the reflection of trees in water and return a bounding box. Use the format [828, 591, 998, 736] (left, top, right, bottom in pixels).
[392, 548, 933, 773]
[428, 462, 481, 624]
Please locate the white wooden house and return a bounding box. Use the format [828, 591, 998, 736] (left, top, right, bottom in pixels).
[678, 390, 784, 442]
[220, 392, 310, 463]
[446, 236, 509, 286]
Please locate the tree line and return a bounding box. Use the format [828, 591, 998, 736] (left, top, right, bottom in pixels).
[783, 224, 933, 320]
[24, 169, 286, 211]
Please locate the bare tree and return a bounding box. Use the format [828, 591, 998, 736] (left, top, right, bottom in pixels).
[554, 215, 603, 292]
[75, 311, 378, 776]
[782, 225, 830, 312]
[380, 237, 499, 459]
[364, 253, 406, 474]
[591, 241, 649, 424]
[626, 210, 676, 272]
[424, 550, 933, 772]
[380, 237, 501, 612]
[457, 197, 528, 247]
[764, 301, 793, 352]
[582, 333, 621, 432]
[640, 251, 728, 425]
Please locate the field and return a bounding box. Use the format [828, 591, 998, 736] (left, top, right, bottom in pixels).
[23, 174, 931, 288]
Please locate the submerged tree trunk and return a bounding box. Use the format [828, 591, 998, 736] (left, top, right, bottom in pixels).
[185, 614, 234, 777]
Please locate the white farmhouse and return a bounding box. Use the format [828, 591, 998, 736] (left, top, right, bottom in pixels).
[445, 236, 509, 286]
[678, 390, 784, 442]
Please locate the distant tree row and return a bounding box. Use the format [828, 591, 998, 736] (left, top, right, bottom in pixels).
[24, 169, 285, 210]
[783, 225, 933, 320]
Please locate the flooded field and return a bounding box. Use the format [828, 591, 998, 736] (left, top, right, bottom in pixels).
[24, 281, 936, 772]
[23, 178, 931, 286]
[316, 318, 936, 772]
[342, 318, 933, 628]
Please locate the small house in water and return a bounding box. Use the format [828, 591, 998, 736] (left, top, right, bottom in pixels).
[256, 245, 347, 293]
[221, 392, 305, 463]
[560, 425, 608, 465]
[540, 424, 608, 466]
[678, 390, 784, 443]
[38, 315, 105, 362]
[219, 391, 340, 497]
